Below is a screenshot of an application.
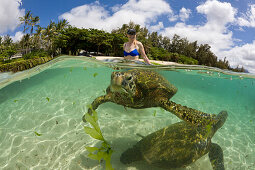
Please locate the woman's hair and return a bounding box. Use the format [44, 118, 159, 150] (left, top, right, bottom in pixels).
[126, 29, 138, 47]
[127, 29, 136, 35]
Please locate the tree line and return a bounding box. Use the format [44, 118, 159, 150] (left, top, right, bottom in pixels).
[0, 11, 245, 72]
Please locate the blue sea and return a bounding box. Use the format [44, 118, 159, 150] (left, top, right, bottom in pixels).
[0, 56, 254, 170]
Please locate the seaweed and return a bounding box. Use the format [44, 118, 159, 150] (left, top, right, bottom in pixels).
[93, 73, 98, 78]
[153, 110, 157, 117]
[46, 97, 50, 102]
[34, 131, 42, 136]
[84, 105, 114, 170]
[14, 100, 18, 103]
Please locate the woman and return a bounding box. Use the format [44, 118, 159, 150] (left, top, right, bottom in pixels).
[123, 29, 151, 65]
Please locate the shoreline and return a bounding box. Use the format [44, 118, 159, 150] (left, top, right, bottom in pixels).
[94, 56, 183, 66]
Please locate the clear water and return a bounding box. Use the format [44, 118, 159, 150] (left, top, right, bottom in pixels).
[0, 56, 254, 170]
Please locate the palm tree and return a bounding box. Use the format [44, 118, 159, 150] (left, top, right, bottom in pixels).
[31, 25, 43, 49]
[0, 36, 3, 53]
[19, 10, 40, 34]
[56, 19, 69, 31]
[3, 35, 13, 47]
[19, 10, 32, 33]
[20, 34, 31, 54]
[30, 16, 40, 34]
[43, 21, 57, 53]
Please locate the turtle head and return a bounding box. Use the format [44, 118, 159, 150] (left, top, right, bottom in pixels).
[110, 71, 137, 96]
[212, 111, 228, 133]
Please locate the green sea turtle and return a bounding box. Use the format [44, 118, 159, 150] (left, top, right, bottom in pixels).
[120, 110, 228, 170]
[82, 69, 216, 126]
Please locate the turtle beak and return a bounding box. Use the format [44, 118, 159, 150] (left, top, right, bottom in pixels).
[111, 72, 123, 86]
[110, 72, 128, 93]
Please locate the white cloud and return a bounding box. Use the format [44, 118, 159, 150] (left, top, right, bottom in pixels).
[179, 7, 191, 22]
[10, 31, 24, 42]
[59, 0, 173, 32]
[0, 0, 25, 34]
[149, 22, 164, 32]
[162, 0, 236, 54]
[168, 14, 178, 22]
[196, 0, 236, 31]
[59, 3, 109, 30]
[219, 41, 255, 73]
[237, 4, 255, 27]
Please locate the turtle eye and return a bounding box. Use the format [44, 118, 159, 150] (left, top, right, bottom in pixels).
[127, 76, 132, 81]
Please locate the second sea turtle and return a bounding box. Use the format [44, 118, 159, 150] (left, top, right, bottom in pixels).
[120, 111, 228, 170]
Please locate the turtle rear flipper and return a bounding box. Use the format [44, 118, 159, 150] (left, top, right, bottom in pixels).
[209, 143, 225, 170]
[212, 111, 228, 132]
[158, 99, 217, 126]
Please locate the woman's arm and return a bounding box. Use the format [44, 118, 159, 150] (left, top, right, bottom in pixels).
[137, 42, 151, 65]
[123, 43, 126, 51]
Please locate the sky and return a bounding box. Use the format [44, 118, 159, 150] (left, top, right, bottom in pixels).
[1, 0, 255, 73]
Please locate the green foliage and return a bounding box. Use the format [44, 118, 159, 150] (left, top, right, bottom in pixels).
[23, 50, 49, 59]
[84, 105, 114, 170]
[0, 46, 17, 63]
[178, 54, 198, 65]
[54, 27, 126, 56]
[0, 57, 52, 72]
[148, 47, 170, 60]
[148, 47, 198, 65]
[46, 97, 50, 102]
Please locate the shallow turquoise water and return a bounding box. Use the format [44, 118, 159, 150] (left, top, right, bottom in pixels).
[0, 56, 254, 170]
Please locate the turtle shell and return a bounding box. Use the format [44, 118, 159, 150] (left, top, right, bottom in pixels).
[130, 69, 177, 99]
[122, 121, 212, 168]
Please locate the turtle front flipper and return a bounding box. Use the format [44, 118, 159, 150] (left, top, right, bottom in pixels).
[208, 143, 225, 170]
[158, 99, 217, 126]
[82, 94, 112, 122]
